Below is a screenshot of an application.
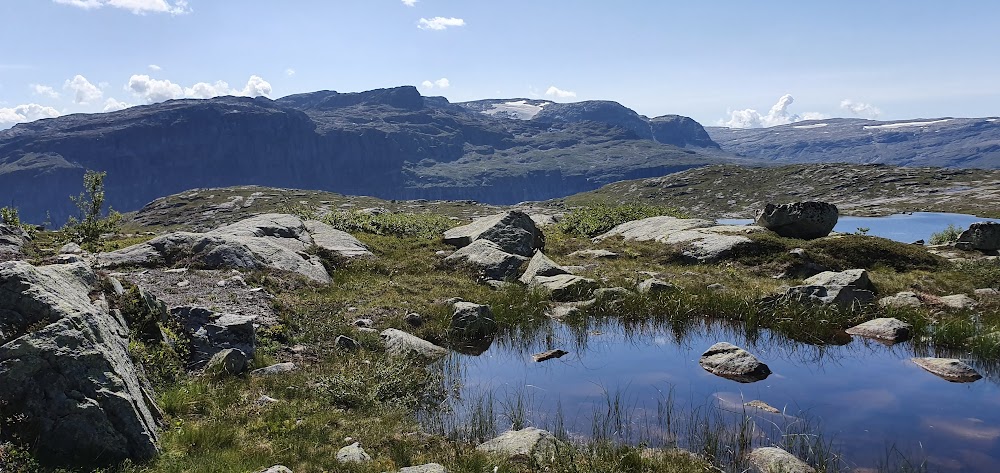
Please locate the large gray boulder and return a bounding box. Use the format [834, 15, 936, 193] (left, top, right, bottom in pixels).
[699, 342, 771, 383]
[381, 328, 448, 362]
[956, 222, 1000, 251]
[0, 262, 160, 466]
[444, 239, 528, 281]
[785, 269, 875, 307]
[0, 224, 28, 260]
[443, 211, 544, 257]
[170, 306, 255, 369]
[755, 201, 838, 239]
[98, 214, 371, 283]
[748, 447, 814, 473]
[335, 442, 372, 463]
[476, 427, 564, 464]
[450, 301, 497, 340]
[594, 216, 763, 262]
[518, 251, 569, 284]
[529, 274, 599, 302]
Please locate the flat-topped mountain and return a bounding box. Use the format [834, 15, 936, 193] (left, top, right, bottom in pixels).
[707, 117, 1000, 168]
[0, 86, 724, 224]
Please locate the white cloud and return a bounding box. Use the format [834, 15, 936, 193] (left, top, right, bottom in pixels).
[417, 17, 465, 30]
[421, 78, 450, 89]
[64, 74, 103, 104]
[401, 0, 418, 6]
[840, 99, 882, 119]
[127, 74, 184, 102]
[0, 103, 61, 128]
[128, 74, 273, 103]
[53, 0, 191, 15]
[30, 84, 60, 99]
[285, 68, 296, 77]
[544, 86, 577, 99]
[720, 94, 828, 128]
[148, 64, 162, 71]
[103, 97, 131, 112]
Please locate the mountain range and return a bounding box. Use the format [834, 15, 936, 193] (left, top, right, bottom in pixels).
[2, 85, 998, 225]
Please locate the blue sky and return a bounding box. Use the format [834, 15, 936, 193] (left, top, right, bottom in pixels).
[2, 0, 999, 129]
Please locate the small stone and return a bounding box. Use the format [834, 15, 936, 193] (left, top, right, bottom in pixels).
[164, 268, 188, 273]
[748, 447, 814, 473]
[108, 276, 125, 296]
[707, 283, 726, 292]
[878, 292, 922, 308]
[476, 427, 564, 464]
[638, 278, 676, 294]
[567, 249, 619, 259]
[177, 280, 190, 288]
[532, 349, 568, 362]
[59, 242, 84, 254]
[397, 463, 448, 473]
[251, 362, 297, 376]
[939, 294, 976, 310]
[205, 348, 248, 376]
[216, 280, 227, 287]
[257, 466, 292, 473]
[354, 318, 374, 328]
[593, 287, 631, 302]
[845, 318, 912, 343]
[405, 312, 424, 327]
[335, 335, 360, 350]
[912, 357, 982, 382]
[256, 395, 280, 405]
[975, 288, 999, 297]
[335, 442, 372, 463]
[699, 342, 771, 383]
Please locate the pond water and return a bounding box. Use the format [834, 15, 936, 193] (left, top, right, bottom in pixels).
[424, 319, 1000, 472]
[717, 212, 995, 243]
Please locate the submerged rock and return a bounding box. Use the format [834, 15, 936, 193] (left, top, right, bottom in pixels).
[744, 400, 781, 414]
[748, 447, 815, 473]
[0, 261, 160, 466]
[845, 318, 912, 343]
[755, 201, 838, 240]
[444, 239, 528, 281]
[912, 357, 982, 382]
[381, 328, 448, 362]
[476, 427, 565, 463]
[443, 211, 544, 257]
[532, 349, 569, 362]
[699, 342, 771, 383]
[955, 221, 1000, 251]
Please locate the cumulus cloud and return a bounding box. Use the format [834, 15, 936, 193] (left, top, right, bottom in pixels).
[0, 103, 61, 128]
[401, 0, 418, 6]
[417, 17, 465, 30]
[64, 74, 103, 104]
[30, 84, 60, 99]
[148, 64, 162, 71]
[53, 0, 191, 15]
[420, 78, 450, 89]
[840, 99, 882, 119]
[103, 97, 131, 112]
[720, 94, 828, 128]
[544, 86, 576, 99]
[127, 74, 273, 103]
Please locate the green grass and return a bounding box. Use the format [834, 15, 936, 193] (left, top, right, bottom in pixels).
[320, 210, 462, 238]
[555, 203, 687, 238]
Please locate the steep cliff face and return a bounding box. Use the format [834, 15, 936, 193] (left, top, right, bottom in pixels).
[706, 118, 1000, 168]
[0, 86, 723, 224]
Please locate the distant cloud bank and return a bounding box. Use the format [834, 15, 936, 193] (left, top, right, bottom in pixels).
[720, 94, 827, 128]
[53, 0, 191, 15]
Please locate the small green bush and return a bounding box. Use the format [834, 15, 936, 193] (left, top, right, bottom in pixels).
[321, 210, 458, 238]
[930, 224, 963, 244]
[557, 203, 687, 237]
[64, 170, 123, 250]
[0, 206, 36, 237]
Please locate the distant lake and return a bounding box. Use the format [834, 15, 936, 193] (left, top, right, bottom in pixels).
[717, 212, 995, 243]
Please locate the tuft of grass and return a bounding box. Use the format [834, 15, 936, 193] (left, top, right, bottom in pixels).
[556, 203, 687, 238]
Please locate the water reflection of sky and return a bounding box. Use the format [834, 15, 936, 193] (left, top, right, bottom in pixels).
[717, 212, 995, 243]
[434, 319, 1000, 472]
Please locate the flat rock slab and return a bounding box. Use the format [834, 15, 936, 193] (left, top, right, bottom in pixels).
[939, 294, 976, 310]
[744, 400, 781, 414]
[748, 447, 815, 473]
[533, 349, 568, 362]
[845, 318, 912, 343]
[476, 427, 564, 464]
[397, 464, 448, 473]
[304, 220, 372, 257]
[251, 362, 297, 376]
[381, 328, 448, 362]
[530, 274, 599, 302]
[594, 216, 762, 262]
[699, 342, 771, 383]
[912, 357, 982, 382]
[879, 291, 922, 308]
[803, 269, 872, 291]
[567, 249, 618, 259]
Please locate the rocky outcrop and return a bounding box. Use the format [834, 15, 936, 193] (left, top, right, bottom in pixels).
[99, 214, 370, 283]
[595, 216, 763, 262]
[381, 329, 448, 362]
[450, 301, 497, 341]
[845, 318, 912, 343]
[699, 342, 771, 383]
[755, 202, 838, 239]
[444, 239, 528, 281]
[748, 447, 814, 473]
[170, 306, 255, 369]
[956, 222, 1000, 251]
[649, 115, 720, 149]
[0, 262, 159, 466]
[785, 269, 875, 307]
[912, 357, 982, 382]
[476, 427, 565, 464]
[0, 224, 27, 261]
[443, 211, 544, 257]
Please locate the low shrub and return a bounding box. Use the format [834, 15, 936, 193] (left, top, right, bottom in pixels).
[929, 224, 963, 244]
[321, 210, 459, 238]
